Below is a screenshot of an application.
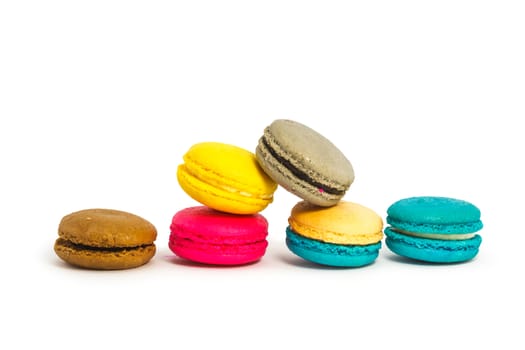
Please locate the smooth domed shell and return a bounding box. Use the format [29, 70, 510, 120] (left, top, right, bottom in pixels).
[58, 208, 157, 248]
[288, 200, 383, 244]
[387, 196, 481, 224]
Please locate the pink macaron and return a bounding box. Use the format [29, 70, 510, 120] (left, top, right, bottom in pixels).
[169, 206, 270, 265]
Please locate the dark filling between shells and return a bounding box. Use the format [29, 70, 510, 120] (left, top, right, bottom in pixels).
[56, 238, 152, 252]
[261, 137, 344, 195]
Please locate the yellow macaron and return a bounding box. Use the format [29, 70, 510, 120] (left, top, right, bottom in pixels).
[177, 142, 278, 214]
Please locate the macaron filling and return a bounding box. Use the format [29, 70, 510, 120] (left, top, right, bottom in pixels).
[390, 228, 476, 240]
[180, 163, 274, 200]
[56, 238, 154, 252]
[220, 184, 274, 199]
[386, 217, 483, 234]
[260, 137, 345, 195]
[385, 228, 482, 252]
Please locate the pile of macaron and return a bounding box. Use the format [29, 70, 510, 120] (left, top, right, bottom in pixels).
[170, 141, 277, 265]
[256, 120, 385, 267]
[53, 119, 484, 269]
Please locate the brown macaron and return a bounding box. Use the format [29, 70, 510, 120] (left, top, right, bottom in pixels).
[54, 208, 157, 270]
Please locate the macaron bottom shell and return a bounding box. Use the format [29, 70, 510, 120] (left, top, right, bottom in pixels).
[54, 238, 156, 270]
[285, 227, 381, 267]
[384, 227, 482, 263]
[169, 238, 268, 266]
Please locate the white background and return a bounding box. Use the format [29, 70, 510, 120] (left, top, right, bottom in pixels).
[1, 1, 524, 349]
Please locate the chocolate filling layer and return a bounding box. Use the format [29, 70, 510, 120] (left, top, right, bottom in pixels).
[261, 137, 344, 195]
[56, 238, 152, 252]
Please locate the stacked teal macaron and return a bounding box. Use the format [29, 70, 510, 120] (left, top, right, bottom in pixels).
[384, 196, 483, 263]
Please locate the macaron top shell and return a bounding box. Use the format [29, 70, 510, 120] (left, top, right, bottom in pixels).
[257, 119, 354, 205]
[289, 201, 383, 245]
[170, 206, 269, 244]
[386, 196, 483, 234]
[58, 208, 157, 247]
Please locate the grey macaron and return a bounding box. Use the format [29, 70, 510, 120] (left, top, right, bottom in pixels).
[255, 119, 354, 206]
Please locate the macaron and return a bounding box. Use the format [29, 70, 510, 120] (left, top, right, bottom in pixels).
[286, 201, 383, 267]
[54, 208, 157, 270]
[384, 196, 483, 263]
[169, 206, 269, 265]
[256, 119, 354, 207]
[177, 142, 277, 215]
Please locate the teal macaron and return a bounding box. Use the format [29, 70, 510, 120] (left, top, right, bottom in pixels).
[384, 196, 483, 263]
